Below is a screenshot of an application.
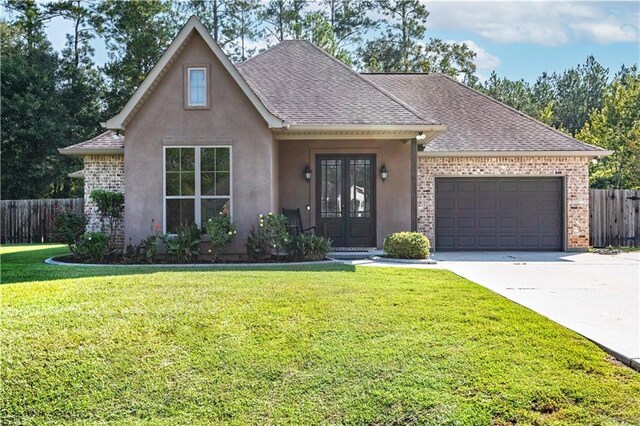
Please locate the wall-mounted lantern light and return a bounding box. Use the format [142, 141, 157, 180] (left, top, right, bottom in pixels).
[380, 163, 388, 182]
[303, 164, 312, 182]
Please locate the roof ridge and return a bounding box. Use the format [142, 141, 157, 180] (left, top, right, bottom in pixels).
[301, 40, 437, 125]
[435, 74, 605, 151]
[236, 41, 287, 68]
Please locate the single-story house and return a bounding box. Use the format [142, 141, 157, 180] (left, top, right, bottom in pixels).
[60, 16, 610, 252]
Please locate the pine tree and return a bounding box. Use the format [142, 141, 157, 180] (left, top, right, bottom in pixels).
[1, 0, 66, 199]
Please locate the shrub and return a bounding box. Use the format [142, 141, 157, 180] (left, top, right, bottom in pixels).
[203, 213, 236, 261]
[140, 221, 162, 263]
[162, 223, 201, 263]
[50, 209, 87, 252]
[286, 234, 332, 262]
[245, 213, 288, 261]
[89, 189, 125, 248]
[246, 227, 269, 262]
[76, 232, 109, 263]
[383, 232, 431, 259]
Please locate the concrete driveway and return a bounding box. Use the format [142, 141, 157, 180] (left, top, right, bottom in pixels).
[431, 251, 640, 369]
[349, 251, 640, 368]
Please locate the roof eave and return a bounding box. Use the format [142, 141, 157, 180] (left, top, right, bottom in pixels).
[418, 150, 613, 158]
[102, 16, 284, 131]
[274, 124, 446, 140]
[58, 148, 125, 156]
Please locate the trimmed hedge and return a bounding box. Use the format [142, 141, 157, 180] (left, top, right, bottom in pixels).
[383, 232, 430, 259]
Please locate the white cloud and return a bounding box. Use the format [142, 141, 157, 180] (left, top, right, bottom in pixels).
[424, 1, 640, 46]
[570, 22, 639, 43]
[451, 39, 501, 69]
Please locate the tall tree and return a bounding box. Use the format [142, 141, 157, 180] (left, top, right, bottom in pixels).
[358, 0, 477, 81]
[321, 0, 375, 55]
[360, 0, 428, 72]
[260, 0, 308, 43]
[179, 0, 231, 49]
[481, 71, 537, 117]
[45, 0, 105, 196]
[1, 0, 66, 199]
[419, 38, 477, 85]
[95, 0, 177, 116]
[551, 55, 609, 135]
[225, 0, 260, 62]
[578, 75, 640, 189]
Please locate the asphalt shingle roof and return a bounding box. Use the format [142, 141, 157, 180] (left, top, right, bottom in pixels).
[60, 131, 124, 152]
[364, 73, 605, 152]
[237, 40, 437, 126]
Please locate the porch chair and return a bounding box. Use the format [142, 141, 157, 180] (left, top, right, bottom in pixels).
[282, 208, 316, 235]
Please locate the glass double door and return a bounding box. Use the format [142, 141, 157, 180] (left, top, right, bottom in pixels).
[316, 154, 376, 247]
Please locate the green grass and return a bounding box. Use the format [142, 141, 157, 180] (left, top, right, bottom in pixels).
[2, 245, 639, 425]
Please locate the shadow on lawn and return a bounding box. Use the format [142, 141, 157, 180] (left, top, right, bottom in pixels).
[1, 245, 356, 286]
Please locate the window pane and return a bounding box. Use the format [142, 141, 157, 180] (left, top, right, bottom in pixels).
[201, 172, 215, 196]
[202, 198, 230, 225]
[201, 148, 216, 172]
[215, 172, 230, 196]
[166, 148, 180, 171]
[167, 199, 195, 233]
[166, 172, 180, 196]
[181, 148, 195, 171]
[216, 148, 230, 171]
[181, 172, 195, 196]
[189, 69, 205, 105]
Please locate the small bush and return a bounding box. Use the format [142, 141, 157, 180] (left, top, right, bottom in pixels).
[140, 221, 162, 263]
[76, 232, 109, 262]
[286, 234, 332, 262]
[203, 213, 236, 261]
[50, 209, 87, 252]
[162, 223, 200, 263]
[246, 226, 269, 262]
[383, 232, 431, 259]
[89, 189, 124, 247]
[245, 213, 288, 261]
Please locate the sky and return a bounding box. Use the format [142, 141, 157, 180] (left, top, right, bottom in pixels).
[21, 0, 640, 83]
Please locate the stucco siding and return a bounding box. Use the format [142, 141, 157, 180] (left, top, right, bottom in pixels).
[123, 32, 275, 252]
[278, 139, 413, 247]
[417, 156, 590, 251]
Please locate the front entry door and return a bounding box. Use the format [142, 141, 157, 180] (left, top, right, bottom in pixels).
[316, 154, 376, 247]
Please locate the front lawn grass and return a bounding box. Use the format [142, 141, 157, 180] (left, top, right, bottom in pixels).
[2, 245, 639, 425]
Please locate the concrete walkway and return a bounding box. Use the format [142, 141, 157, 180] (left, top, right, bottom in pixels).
[347, 251, 640, 370]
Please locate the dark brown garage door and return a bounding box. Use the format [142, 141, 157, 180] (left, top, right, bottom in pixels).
[435, 177, 563, 251]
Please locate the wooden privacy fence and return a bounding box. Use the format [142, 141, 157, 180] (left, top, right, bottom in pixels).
[590, 189, 640, 247]
[0, 198, 84, 244]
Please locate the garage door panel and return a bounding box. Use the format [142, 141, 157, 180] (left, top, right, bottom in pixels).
[457, 181, 476, 192]
[456, 236, 476, 248]
[499, 181, 518, 191]
[435, 177, 563, 251]
[477, 181, 497, 192]
[478, 199, 496, 209]
[437, 180, 455, 192]
[500, 217, 518, 228]
[478, 217, 496, 228]
[541, 180, 561, 191]
[457, 217, 475, 228]
[520, 181, 539, 191]
[457, 199, 475, 209]
[438, 198, 455, 210]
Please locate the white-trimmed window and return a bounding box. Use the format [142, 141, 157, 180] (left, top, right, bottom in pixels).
[187, 67, 206, 106]
[164, 146, 231, 233]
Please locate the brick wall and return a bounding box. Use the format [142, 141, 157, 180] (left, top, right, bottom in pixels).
[83, 155, 125, 247]
[417, 156, 590, 251]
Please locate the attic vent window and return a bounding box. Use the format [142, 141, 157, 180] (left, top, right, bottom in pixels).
[188, 67, 206, 107]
